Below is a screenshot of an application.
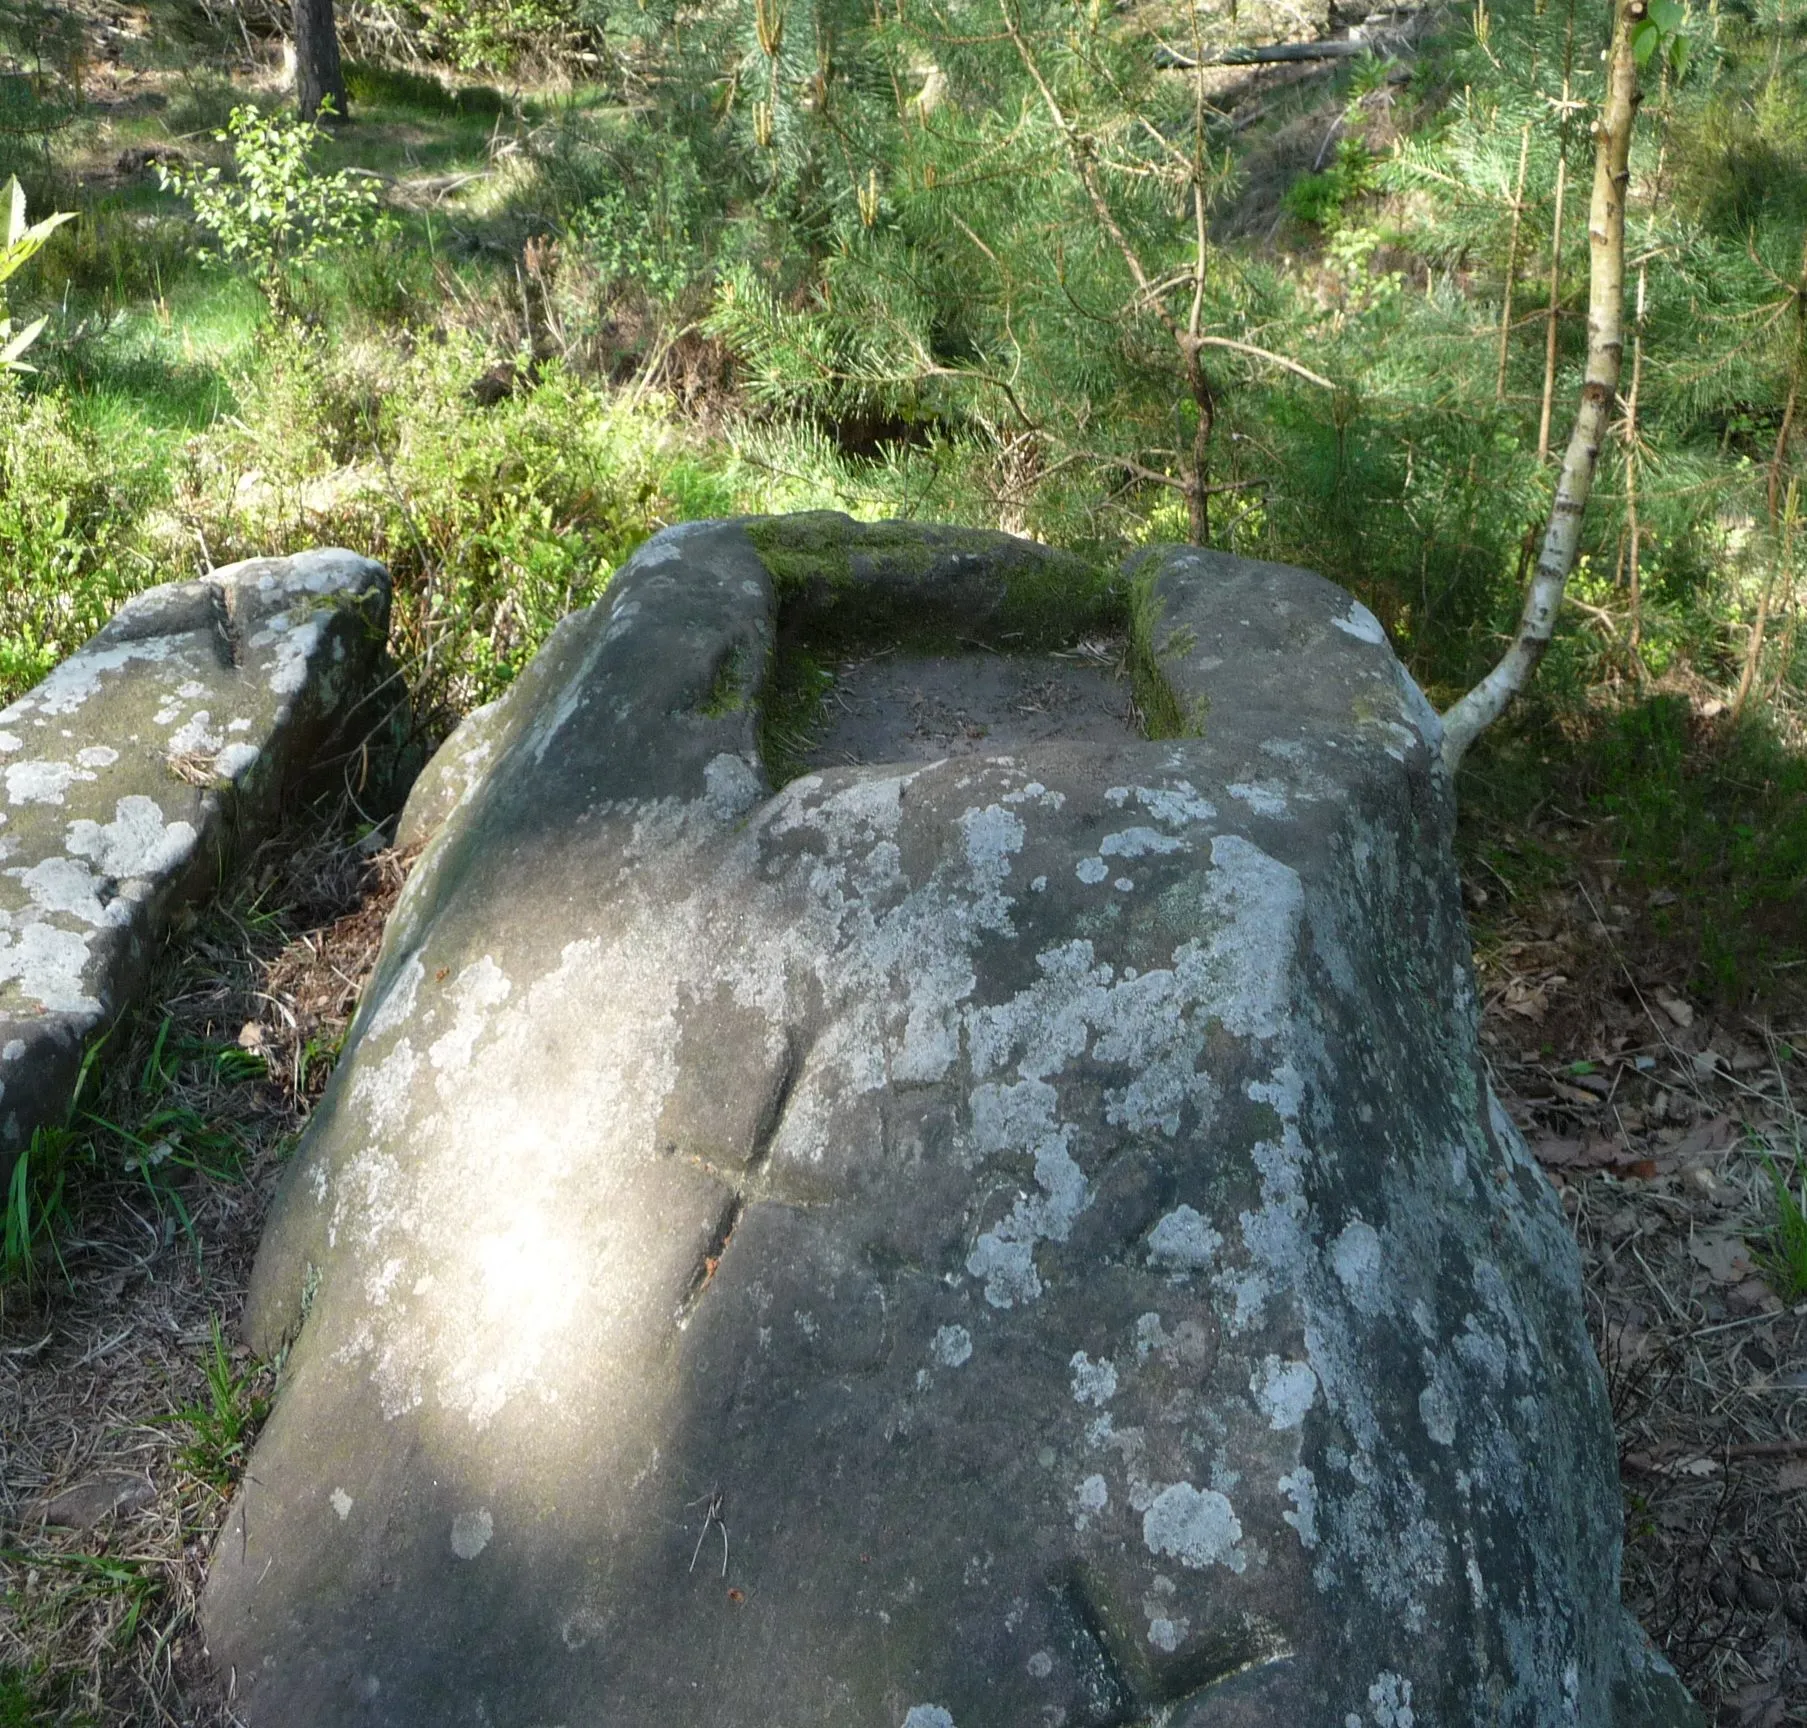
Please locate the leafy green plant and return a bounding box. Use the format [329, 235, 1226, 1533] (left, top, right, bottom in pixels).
[158, 104, 382, 309]
[1283, 140, 1379, 232]
[164, 1315, 270, 1491]
[0, 175, 72, 371]
[0, 1665, 41, 1727]
[568, 180, 704, 306]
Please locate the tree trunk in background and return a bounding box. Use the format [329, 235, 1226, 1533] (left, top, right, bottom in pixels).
[294, 0, 348, 123]
[1440, 0, 1645, 776]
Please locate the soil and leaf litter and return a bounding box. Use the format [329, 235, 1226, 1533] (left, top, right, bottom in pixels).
[0, 809, 410, 1726]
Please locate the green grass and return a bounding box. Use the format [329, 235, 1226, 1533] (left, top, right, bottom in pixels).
[0, 1667, 46, 1728]
[1458, 694, 1807, 1006]
[157, 1314, 271, 1491]
[3, 1122, 75, 1291]
[1760, 1150, 1807, 1303]
[1, 1040, 105, 1292]
[344, 60, 508, 119]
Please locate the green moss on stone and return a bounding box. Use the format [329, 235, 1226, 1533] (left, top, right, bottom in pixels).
[758, 645, 836, 787]
[1126, 562, 1205, 741]
[745, 512, 1122, 652]
[700, 645, 750, 717]
[745, 511, 865, 595]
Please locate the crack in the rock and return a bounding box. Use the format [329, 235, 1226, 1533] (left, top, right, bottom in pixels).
[674, 1193, 746, 1330]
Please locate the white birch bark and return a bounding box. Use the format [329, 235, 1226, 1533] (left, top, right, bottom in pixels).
[1440, 0, 1646, 775]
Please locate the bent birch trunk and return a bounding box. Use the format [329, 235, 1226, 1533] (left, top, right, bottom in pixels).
[1439, 0, 1645, 775]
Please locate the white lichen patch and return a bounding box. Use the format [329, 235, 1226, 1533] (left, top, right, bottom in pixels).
[1147, 1616, 1186, 1652]
[1098, 826, 1187, 859]
[901, 1708, 955, 1728]
[1071, 1473, 1110, 1532]
[13, 857, 117, 928]
[930, 1324, 972, 1367]
[449, 1508, 493, 1559]
[1105, 782, 1216, 826]
[428, 956, 513, 1075]
[6, 760, 95, 806]
[963, 1074, 1090, 1306]
[331, 1488, 354, 1520]
[1355, 1671, 1416, 1727]
[19, 634, 179, 718]
[214, 742, 261, 780]
[966, 1233, 1041, 1308]
[1074, 856, 1107, 885]
[1331, 1220, 1384, 1311]
[1278, 1467, 1318, 1548]
[1068, 1352, 1118, 1406]
[167, 710, 223, 755]
[1001, 781, 1063, 810]
[1331, 601, 1388, 646]
[1142, 1481, 1245, 1573]
[1251, 1356, 1319, 1430]
[249, 610, 329, 699]
[350, 1038, 419, 1141]
[1142, 1574, 1191, 1655]
[1418, 1353, 1458, 1446]
[1227, 780, 1290, 818]
[66, 796, 198, 882]
[1183, 837, 1304, 1041]
[363, 953, 426, 1043]
[1146, 1205, 1222, 1272]
[704, 753, 762, 821]
[0, 922, 98, 1014]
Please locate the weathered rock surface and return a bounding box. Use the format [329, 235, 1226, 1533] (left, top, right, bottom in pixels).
[205, 518, 1700, 1726]
[0, 550, 390, 1170]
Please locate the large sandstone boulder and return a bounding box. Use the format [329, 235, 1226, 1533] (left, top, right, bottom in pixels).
[0, 550, 391, 1174]
[204, 517, 1699, 1726]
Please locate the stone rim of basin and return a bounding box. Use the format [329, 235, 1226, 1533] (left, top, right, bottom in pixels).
[0, 547, 393, 1178]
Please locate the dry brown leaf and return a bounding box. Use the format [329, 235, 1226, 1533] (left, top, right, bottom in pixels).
[1505, 984, 1548, 1022]
[1550, 1081, 1601, 1107]
[1727, 1276, 1781, 1316]
[1654, 988, 1695, 1028]
[1531, 1135, 1585, 1167]
[1689, 1232, 1755, 1285]
[1673, 1116, 1738, 1163]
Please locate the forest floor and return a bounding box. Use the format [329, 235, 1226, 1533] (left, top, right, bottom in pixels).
[0, 786, 1800, 1724]
[1475, 868, 1807, 1723]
